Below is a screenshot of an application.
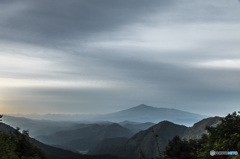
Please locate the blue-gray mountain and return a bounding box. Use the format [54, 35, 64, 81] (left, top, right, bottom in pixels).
[121, 121, 155, 134]
[9, 104, 207, 126]
[2, 115, 78, 137]
[36, 123, 133, 152]
[89, 116, 221, 159]
[0, 122, 124, 159]
[95, 104, 207, 126]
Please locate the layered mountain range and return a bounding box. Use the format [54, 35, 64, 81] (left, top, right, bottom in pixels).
[36, 123, 133, 152]
[2, 104, 217, 159]
[89, 117, 221, 159]
[96, 104, 207, 125]
[7, 104, 207, 126]
[0, 123, 123, 159]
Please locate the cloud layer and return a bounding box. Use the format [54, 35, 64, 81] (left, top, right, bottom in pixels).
[0, 0, 240, 116]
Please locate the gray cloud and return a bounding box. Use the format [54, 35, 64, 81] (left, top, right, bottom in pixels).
[1, 0, 239, 46]
[0, 0, 240, 116]
[0, 0, 173, 45]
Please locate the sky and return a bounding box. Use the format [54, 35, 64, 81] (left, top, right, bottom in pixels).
[0, 0, 240, 116]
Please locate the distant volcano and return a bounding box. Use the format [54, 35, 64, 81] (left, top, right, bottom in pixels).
[95, 104, 207, 126]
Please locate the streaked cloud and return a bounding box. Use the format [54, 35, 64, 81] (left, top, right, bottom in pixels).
[197, 59, 240, 69]
[0, 0, 240, 116]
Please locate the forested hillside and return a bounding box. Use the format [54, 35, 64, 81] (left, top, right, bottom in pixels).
[0, 116, 126, 159]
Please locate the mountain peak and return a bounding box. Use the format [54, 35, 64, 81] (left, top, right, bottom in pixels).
[138, 104, 148, 107]
[134, 104, 156, 109]
[100, 104, 206, 125]
[121, 104, 158, 113]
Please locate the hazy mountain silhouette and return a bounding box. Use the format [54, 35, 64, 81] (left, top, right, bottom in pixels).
[2, 115, 78, 137]
[0, 122, 124, 159]
[121, 122, 155, 134]
[8, 104, 207, 126]
[9, 113, 99, 122]
[95, 104, 207, 126]
[90, 116, 221, 159]
[36, 123, 133, 152]
[2, 111, 220, 159]
[118, 120, 141, 126]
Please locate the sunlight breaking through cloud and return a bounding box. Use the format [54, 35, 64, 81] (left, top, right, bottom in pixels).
[197, 60, 240, 69]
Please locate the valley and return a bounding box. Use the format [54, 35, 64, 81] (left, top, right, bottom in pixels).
[1, 104, 221, 159]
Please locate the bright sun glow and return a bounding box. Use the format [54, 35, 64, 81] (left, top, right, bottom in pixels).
[197, 59, 240, 69]
[0, 78, 116, 89]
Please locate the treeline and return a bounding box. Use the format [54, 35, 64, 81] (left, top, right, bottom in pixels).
[1, 111, 239, 159]
[0, 116, 125, 159]
[0, 127, 46, 159]
[141, 111, 240, 159]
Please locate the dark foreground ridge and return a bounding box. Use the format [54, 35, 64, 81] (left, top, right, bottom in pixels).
[0, 121, 127, 159]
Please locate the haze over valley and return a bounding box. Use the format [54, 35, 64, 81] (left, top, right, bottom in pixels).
[0, 0, 240, 158]
[1, 104, 221, 158]
[1, 106, 224, 158]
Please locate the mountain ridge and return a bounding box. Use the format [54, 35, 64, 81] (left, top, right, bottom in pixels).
[90, 116, 221, 159]
[0, 122, 123, 159]
[96, 104, 207, 126]
[6, 104, 207, 126]
[36, 123, 134, 152]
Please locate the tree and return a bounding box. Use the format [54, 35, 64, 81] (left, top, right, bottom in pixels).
[163, 111, 240, 159]
[197, 111, 240, 159]
[164, 136, 199, 159]
[0, 115, 46, 159]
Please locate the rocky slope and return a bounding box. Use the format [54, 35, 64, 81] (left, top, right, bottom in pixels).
[91, 116, 221, 159]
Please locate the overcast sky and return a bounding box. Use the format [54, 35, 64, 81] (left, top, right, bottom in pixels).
[0, 0, 240, 116]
